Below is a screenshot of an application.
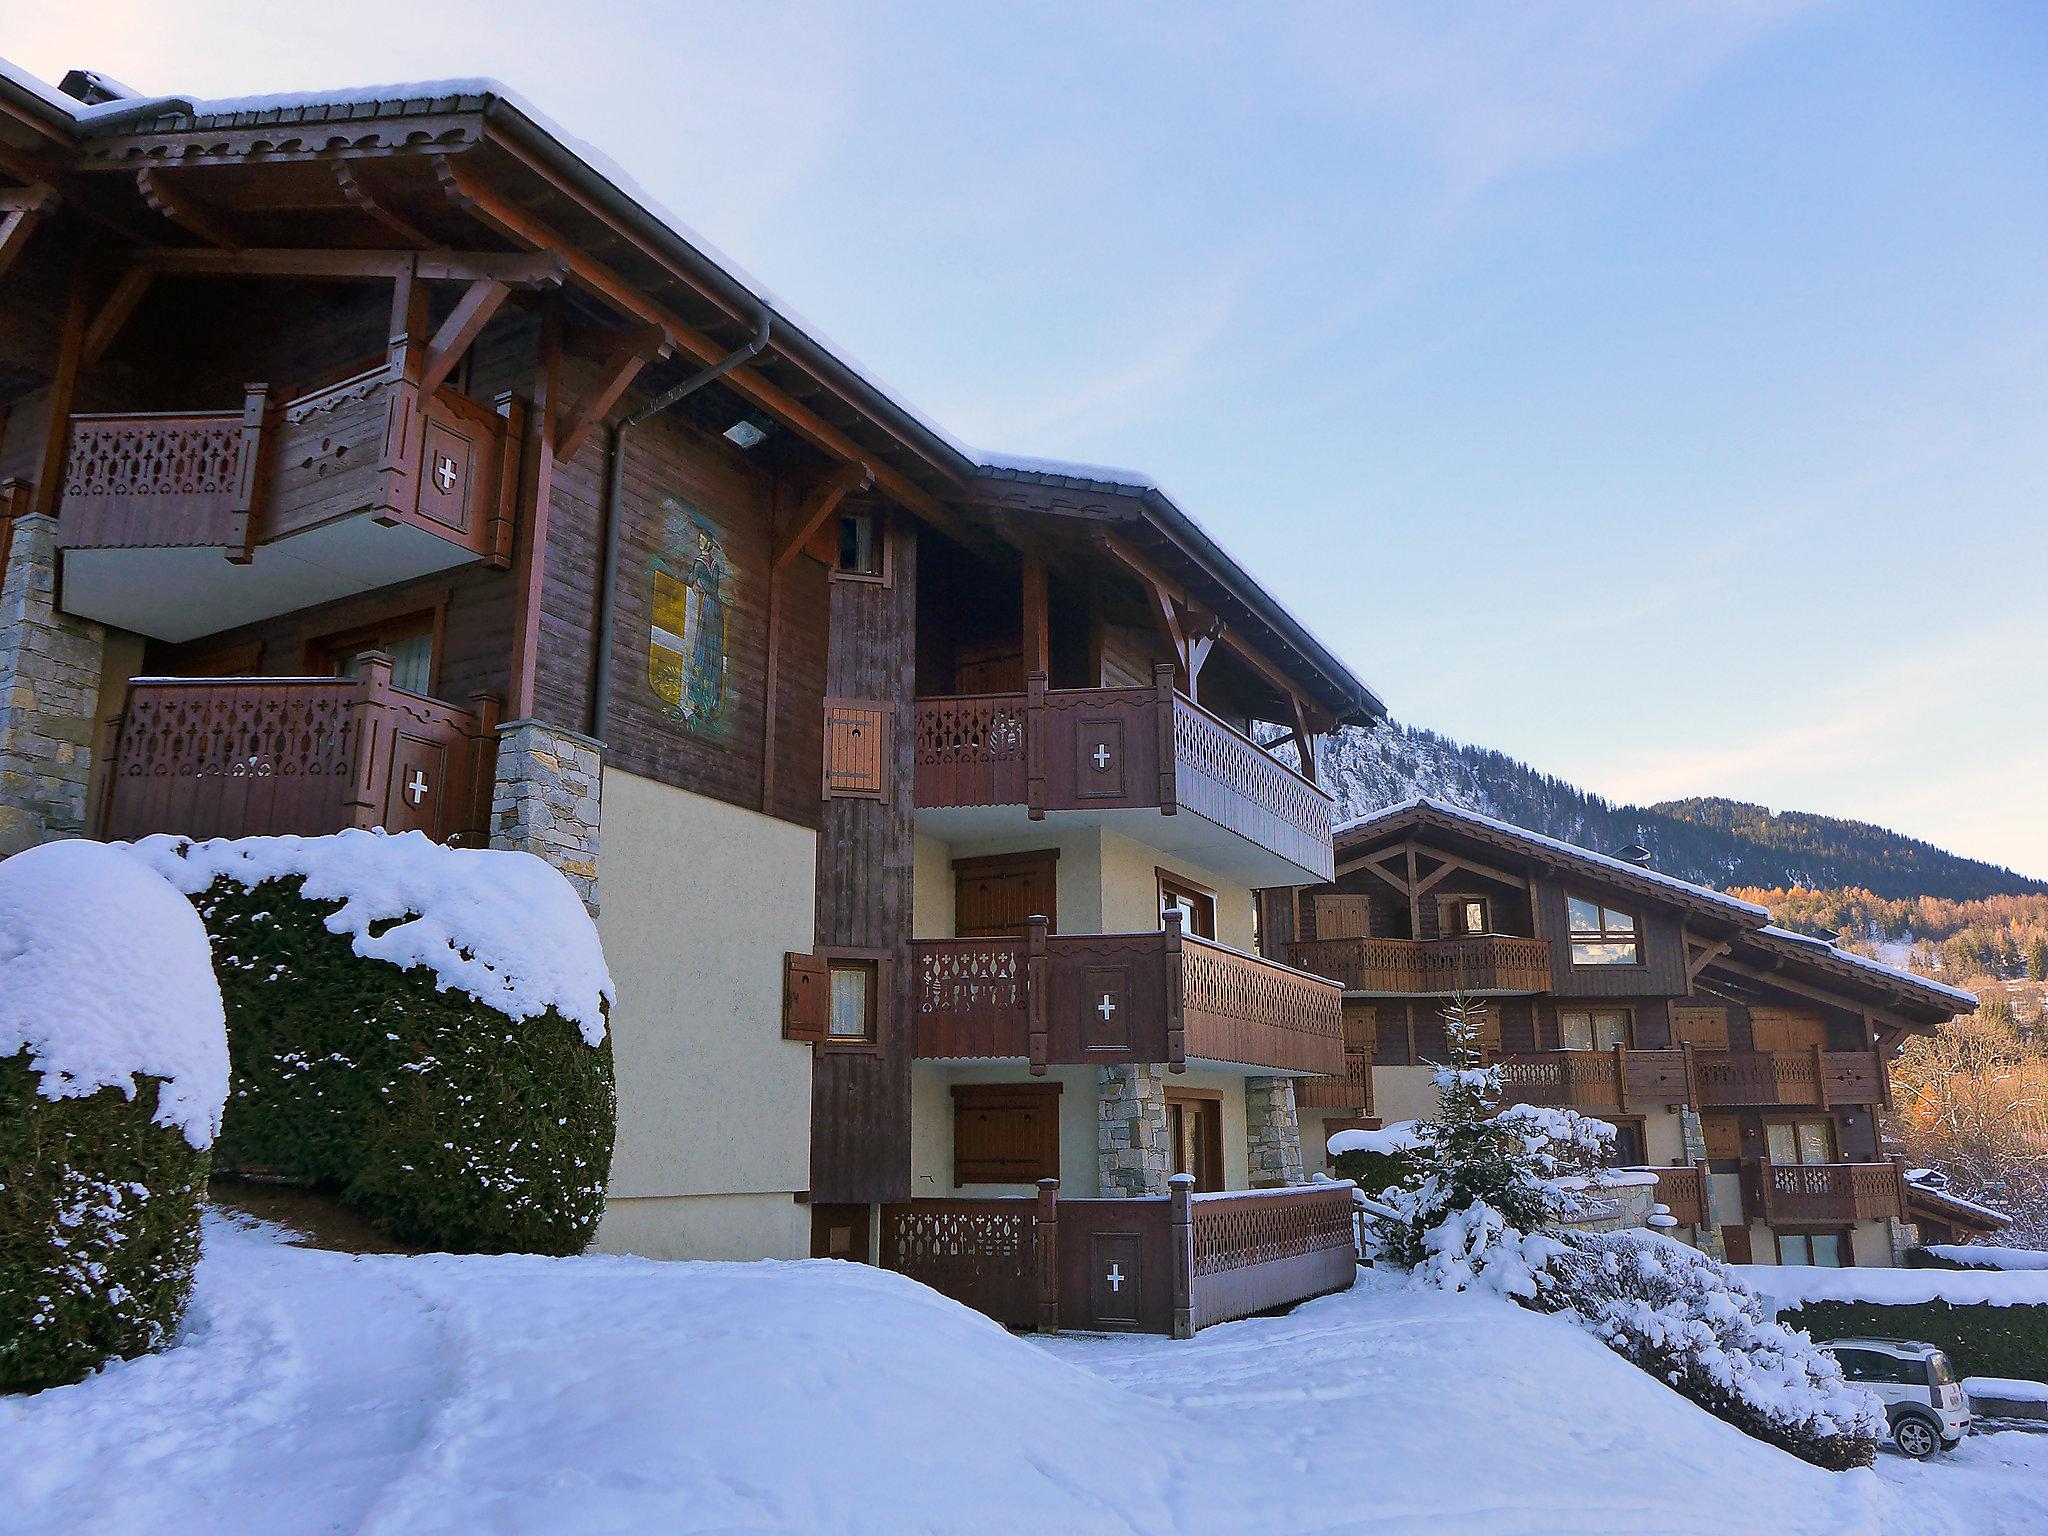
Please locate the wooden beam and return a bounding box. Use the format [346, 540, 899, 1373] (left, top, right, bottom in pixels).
[1685, 938, 1732, 986]
[27, 276, 89, 520]
[137, 168, 244, 250]
[418, 279, 512, 397]
[332, 162, 435, 247]
[82, 269, 153, 364]
[119, 245, 567, 285]
[0, 208, 42, 282]
[1708, 953, 1929, 1036]
[1413, 860, 1461, 901]
[554, 324, 665, 463]
[1022, 547, 1050, 679]
[1405, 847, 1422, 939]
[430, 153, 952, 522]
[507, 302, 562, 721]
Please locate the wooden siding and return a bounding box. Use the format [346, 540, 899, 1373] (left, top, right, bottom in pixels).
[1533, 874, 1690, 999]
[1284, 934, 1550, 995]
[812, 517, 917, 1203]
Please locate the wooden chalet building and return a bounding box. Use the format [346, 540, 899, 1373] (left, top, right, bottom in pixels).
[1262, 799, 1978, 1267]
[0, 63, 1372, 1330]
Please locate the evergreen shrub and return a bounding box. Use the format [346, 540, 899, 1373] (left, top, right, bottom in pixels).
[194, 875, 614, 1255]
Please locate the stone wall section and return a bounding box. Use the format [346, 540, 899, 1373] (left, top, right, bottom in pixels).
[0, 513, 105, 856]
[1098, 1063, 1170, 1196]
[1245, 1075, 1306, 1188]
[490, 718, 603, 914]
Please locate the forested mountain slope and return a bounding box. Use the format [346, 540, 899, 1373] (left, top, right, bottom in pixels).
[1318, 722, 2044, 901]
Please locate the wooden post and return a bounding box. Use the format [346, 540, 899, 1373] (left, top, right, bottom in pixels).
[487, 392, 524, 570]
[345, 650, 396, 829]
[1152, 663, 1177, 814]
[90, 706, 127, 839]
[1026, 914, 1050, 1076]
[28, 275, 88, 522]
[507, 303, 560, 722]
[1024, 669, 1048, 820]
[226, 383, 272, 563]
[0, 476, 26, 576]
[1812, 1042, 1829, 1111]
[1680, 1040, 1701, 1113]
[1169, 1173, 1195, 1340]
[1034, 1177, 1060, 1335]
[1021, 547, 1049, 680]
[1163, 906, 1187, 1074]
[1613, 1043, 1630, 1114]
[465, 690, 504, 846]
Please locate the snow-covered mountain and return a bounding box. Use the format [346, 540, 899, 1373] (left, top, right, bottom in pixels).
[1317, 722, 2045, 902]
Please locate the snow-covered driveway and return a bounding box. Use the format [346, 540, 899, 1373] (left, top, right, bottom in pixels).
[3, 1216, 2041, 1535]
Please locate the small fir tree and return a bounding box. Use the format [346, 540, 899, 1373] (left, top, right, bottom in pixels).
[1367, 996, 1613, 1293]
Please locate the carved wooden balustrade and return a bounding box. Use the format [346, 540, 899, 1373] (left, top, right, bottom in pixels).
[913, 668, 1336, 880]
[97, 654, 500, 846]
[1488, 1047, 1689, 1112]
[58, 365, 523, 566]
[913, 915, 1342, 1076]
[1646, 1166, 1707, 1227]
[879, 1178, 1355, 1338]
[1284, 934, 1552, 995]
[1758, 1161, 1905, 1225]
[1691, 1049, 1883, 1109]
[1296, 1052, 1373, 1115]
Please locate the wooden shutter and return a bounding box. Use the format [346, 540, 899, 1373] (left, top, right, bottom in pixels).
[1312, 893, 1375, 940]
[822, 699, 891, 799]
[952, 1083, 1060, 1185]
[1702, 1112, 1743, 1162]
[1750, 1008, 1827, 1053]
[1342, 1001, 1378, 1054]
[954, 851, 1057, 938]
[782, 951, 828, 1041]
[1670, 1005, 1729, 1051]
[1720, 1225, 1753, 1265]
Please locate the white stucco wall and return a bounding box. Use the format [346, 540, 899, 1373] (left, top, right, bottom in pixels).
[1641, 1107, 1687, 1167]
[1099, 826, 1258, 949]
[593, 769, 815, 1260]
[1373, 1065, 1441, 1126]
[912, 832, 954, 939]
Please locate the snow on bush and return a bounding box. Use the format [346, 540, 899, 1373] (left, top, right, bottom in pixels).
[1535, 1230, 1884, 1470]
[133, 832, 616, 1255]
[1363, 997, 1612, 1295]
[129, 829, 613, 1039]
[0, 840, 228, 1390]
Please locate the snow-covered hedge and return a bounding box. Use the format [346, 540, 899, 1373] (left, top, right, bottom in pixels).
[1764, 1291, 2048, 1387]
[131, 831, 616, 1256]
[1537, 1231, 1884, 1470]
[1914, 1244, 2048, 1273]
[1, 841, 227, 1391]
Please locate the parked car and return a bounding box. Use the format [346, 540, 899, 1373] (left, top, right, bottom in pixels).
[1821, 1338, 1972, 1458]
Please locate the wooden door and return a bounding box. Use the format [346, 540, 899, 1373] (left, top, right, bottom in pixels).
[1702, 1112, 1744, 1165]
[1750, 1008, 1828, 1053]
[1167, 1094, 1224, 1193]
[954, 851, 1058, 938]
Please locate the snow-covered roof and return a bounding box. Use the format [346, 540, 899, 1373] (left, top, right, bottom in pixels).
[1904, 1172, 2012, 1228]
[1756, 925, 1978, 1008]
[1336, 796, 1772, 920]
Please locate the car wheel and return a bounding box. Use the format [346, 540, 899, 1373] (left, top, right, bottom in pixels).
[1893, 1414, 1942, 1460]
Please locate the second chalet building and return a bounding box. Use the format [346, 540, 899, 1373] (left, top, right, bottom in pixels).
[1263, 799, 1980, 1268]
[0, 62, 1375, 1327]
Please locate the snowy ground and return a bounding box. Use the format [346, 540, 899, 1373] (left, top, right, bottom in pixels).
[3, 1215, 2044, 1536]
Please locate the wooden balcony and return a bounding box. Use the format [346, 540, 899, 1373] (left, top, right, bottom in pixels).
[1691, 1049, 1884, 1109]
[913, 671, 1336, 882]
[1757, 1161, 1906, 1226]
[1645, 1166, 1707, 1227]
[96, 655, 499, 846]
[57, 368, 522, 642]
[1489, 1046, 1688, 1112]
[1284, 934, 1552, 996]
[912, 917, 1343, 1076]
[1297, 1052, 1373, 1115]
[880, 1179, 1356, 1337]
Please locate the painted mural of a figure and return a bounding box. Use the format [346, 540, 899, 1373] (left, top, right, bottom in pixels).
[648, 500, 734, 738]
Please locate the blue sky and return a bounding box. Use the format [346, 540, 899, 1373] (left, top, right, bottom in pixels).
[21, 2, 2048, 876]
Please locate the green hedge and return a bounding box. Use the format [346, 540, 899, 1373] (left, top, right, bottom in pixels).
[195, 875, 614, 1255]
[1333, 1147, 1418, 1202]
[0, 1056, 208, 1392]
[1778, 1298, 2048, 1383]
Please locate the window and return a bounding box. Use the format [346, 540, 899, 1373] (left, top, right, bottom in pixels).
[952, 1083, 1060, 1185]
[1604, 1117, 1646, 1166]
[1778, 1232, 1844, 1267]
[1567, 895, 1640, 966]
[1831, 1347, 1909, 1382]
[1158, 872, 1217, 940]
[1558, 1008, 1631, 1051]
[835, 510, 886, 580]
[313, 612, 437, 696]
[1766, 1119, 1835, 1166]
[826, 959, 877, 1044]
[1438, 895, 1490, 937]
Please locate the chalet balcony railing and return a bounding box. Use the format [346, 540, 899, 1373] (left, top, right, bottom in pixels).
[1644, 1166, 1707, 1227]
[1691, 1049, 1884, 1109]
[912, 914, 1342, 1076]
[1284, 934, 1552, 995]
[1296, 1052, 1372, 1115]
[1489, 1047, 1689, 1112]
[58, 364, 522, 567]
[913, 668, 1336, 880]
[96, 653, 500, 846]
[1757, 1161, 1906, 1226]
[880, 1178, 1355, 1337]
